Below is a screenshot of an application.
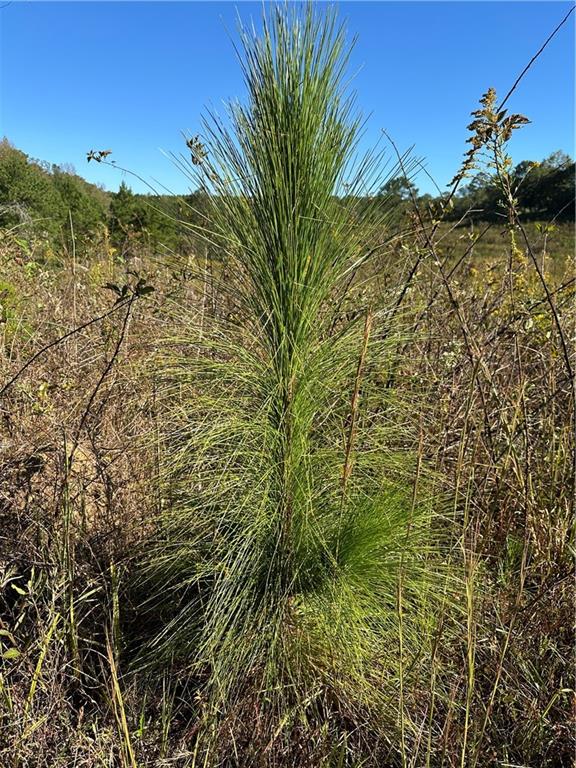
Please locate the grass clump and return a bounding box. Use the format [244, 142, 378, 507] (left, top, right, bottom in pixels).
[139, 6, 449, 762]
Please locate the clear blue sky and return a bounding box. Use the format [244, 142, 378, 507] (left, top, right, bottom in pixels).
[1, 1, 574, 195]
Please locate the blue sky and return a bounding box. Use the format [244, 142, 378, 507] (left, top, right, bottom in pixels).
[1, 1, 574, 195]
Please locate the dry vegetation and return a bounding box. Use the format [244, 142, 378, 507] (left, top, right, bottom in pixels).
[1, 217, 573, 768]
[0, 8, 574, 768]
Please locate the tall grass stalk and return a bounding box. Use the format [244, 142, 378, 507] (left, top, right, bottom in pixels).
[141, 5, 448, 761]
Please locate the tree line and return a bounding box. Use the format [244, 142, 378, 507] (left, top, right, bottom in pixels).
[381, 150, 574, 223]
[0, 139, 203, 254]
[0, 138, 573, 253]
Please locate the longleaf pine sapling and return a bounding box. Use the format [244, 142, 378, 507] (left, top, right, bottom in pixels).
[139, 5, 451, 762]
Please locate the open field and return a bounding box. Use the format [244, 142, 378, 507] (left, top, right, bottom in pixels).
[434, 220, 574, 267]
[1, 206, 573, 765]
[0, 6, 574, 767]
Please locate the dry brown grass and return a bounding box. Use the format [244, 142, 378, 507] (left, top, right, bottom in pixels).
[0, 200, 573, 766]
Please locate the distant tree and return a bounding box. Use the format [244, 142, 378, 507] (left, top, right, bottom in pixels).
[445, 150, 574, 222]
[0, 140, 111, 242]
[513, 152, 575, 220]
[379, 175, 418, 201]
[109, 183, 181, 254]
[108, 181, 139, 253]
[0, 139, 66, 237]
[542, 150, 572, 170]
[52, 167, 108, 238]
[134, 195, 180, 248]
[376, 176, 418, 226]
